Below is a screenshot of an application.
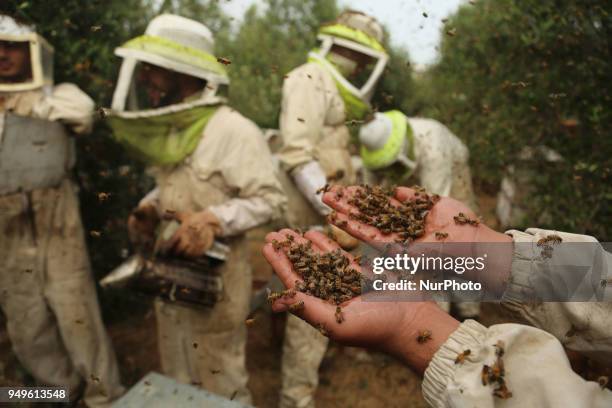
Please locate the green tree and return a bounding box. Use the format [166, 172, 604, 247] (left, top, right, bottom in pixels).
[419, 0, 611, 238]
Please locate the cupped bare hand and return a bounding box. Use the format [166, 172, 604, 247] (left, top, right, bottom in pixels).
[262, 228, 459, 374]
[322, 186, 514, 293]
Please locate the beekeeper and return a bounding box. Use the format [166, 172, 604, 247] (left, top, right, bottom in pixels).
[264, 186, 612, 408]
[0, 15, 124, 407]
[359, 110, 479, 212]
[106, 14, 285, 404]
[277, 10, 388, 408]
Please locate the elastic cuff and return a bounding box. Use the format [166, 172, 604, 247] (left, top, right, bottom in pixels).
[206, 206, 230, 237]
[422, 319, 487, 408]
[500, 230, 540, 303]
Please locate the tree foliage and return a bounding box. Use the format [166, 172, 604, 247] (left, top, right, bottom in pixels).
[418, 0, 611, 238]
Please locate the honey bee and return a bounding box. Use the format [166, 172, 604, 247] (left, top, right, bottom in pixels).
[267, 291, 282, 304]
[288, 300, 305, 313]
[90, 230, 101, 237]
[216, 57, 231, 65]
[481, 365, 490, 385]
[317, 323, 330, 337]
[245, 318, 256, 327]
[494, 340, 505, 357]
[435, 231, 449, 240]
[493, 383, 513, 399]
[598, 376, 609, 389]
[97, 192, 111, 202]
[454, 349, 471, 364]
[490, 357, 505, 379]
[453, 212, 479, 226]
[537, 234, 563, 247]
[417, 330, 432, 344]
[192, 342, 198, 349]
[335, 306, 344, 324]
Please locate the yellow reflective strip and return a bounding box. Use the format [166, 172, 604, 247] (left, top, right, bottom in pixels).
[122, 35, 228, 77]
[360, 110, 407, 170]
[318, 24, 385, 53]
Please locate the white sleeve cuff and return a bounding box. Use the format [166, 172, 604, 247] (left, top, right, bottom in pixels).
[422, 319, 488, 408]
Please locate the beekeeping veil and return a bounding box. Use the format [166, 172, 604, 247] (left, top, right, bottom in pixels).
[0, 15, 53, 92]
[107, 14, 230, 165]
[308, 10, 388, 120]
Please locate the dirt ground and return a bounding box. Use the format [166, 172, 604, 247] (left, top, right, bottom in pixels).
[0, 192, 608, 406]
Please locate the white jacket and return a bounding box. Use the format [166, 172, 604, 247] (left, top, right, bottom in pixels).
[422, 228, 612, 407]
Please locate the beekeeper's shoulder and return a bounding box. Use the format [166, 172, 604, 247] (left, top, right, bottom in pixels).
[284, 61, 329, 86]
[207, 105, 264, 148]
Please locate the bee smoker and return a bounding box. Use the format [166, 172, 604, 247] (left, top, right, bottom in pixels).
[101, 221, 229, 308]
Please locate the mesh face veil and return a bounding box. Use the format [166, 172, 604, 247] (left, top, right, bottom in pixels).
[106, 15, 230, 166]
[110, 14, 229, 115]
[0, 15, 54, 92]
[309, 11, 388, 106]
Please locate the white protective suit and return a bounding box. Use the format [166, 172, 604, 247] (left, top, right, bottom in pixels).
[141, 106, 286, 404]
[422, 228, 612, 407]
[363, 117, 479, 213]
[0, 85, 125, 407]
[277, 60, 357, 408]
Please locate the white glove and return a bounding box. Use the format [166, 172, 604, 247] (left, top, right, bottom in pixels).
[292, 161, 330, 216]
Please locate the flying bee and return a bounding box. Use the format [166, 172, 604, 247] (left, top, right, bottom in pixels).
[417, 330, 432, 344]
[454, 349, 471, 364]
[316, 184, 331, 194]
[97, 192, 111, 202]
[216, 57, 231, 65]
[245, 318, 256, 327]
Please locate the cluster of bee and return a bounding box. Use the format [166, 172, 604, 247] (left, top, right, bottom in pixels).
[536, 234, 563, 259]
[453, 212, 480, 226]
[345, 185, 438, 245]
[481, 340, 512, 399]
[270, 235, 366, 326]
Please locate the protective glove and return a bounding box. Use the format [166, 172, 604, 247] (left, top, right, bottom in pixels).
[127, 203, 160, 252]
[292, 160, 330, 216]
[161, 210, 222, 259]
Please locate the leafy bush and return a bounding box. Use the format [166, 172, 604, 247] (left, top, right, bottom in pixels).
[418, 0, 611, 238]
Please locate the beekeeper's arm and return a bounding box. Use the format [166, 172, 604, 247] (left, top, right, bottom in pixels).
[422, 319, 612, 408]
[32, 83, 95, 135]
[500, 228, 612, 364]
[207, 121, 287, 237]
[278, 65, 330, 215]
